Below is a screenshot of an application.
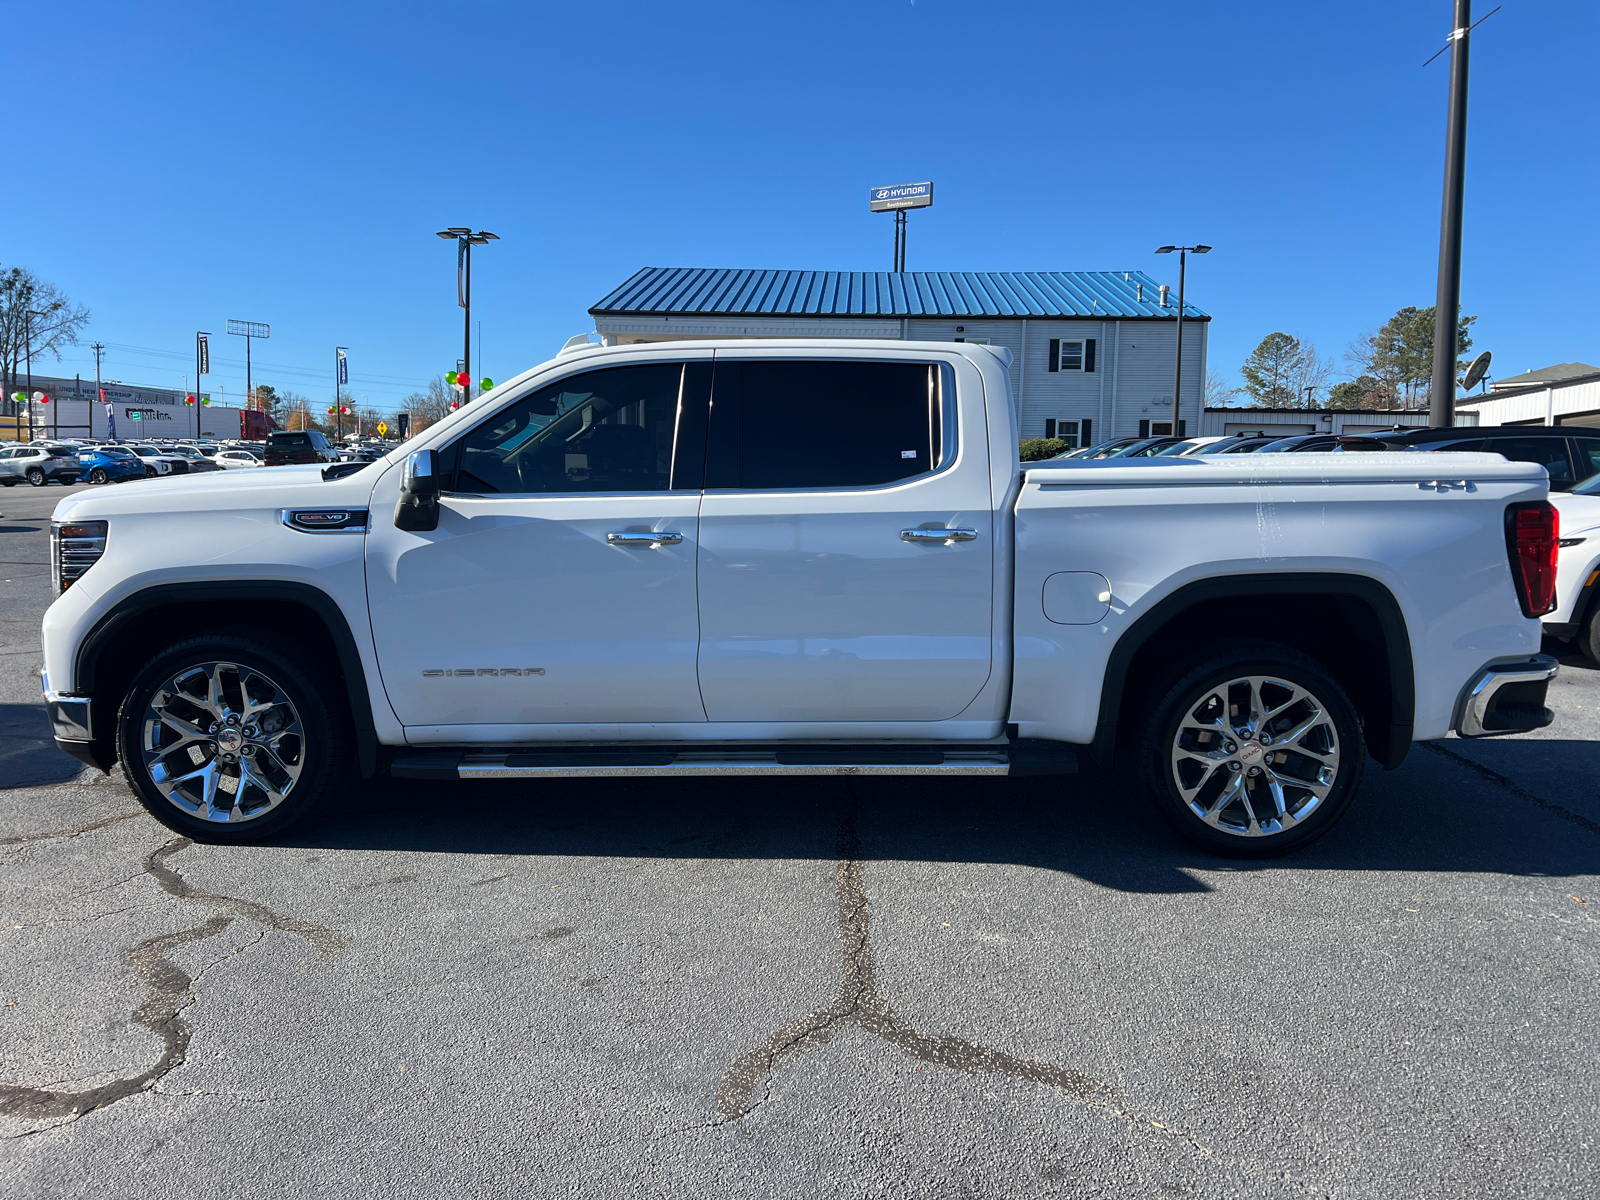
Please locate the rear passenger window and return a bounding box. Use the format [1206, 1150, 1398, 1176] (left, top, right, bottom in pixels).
[706, 360, 945, 490]
[1488, 438, 1576, 489]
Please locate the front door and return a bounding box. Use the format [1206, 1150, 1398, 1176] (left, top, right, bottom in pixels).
[695, 355, 994, 723]
[366, 358, 712, 730]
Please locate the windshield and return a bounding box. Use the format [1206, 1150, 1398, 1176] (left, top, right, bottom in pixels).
[99, 448, 136, 459]
[1574, 472, 1600, 496]
[170, 447, 203, 459]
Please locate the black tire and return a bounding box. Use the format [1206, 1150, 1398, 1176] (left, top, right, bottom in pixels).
[25, 468, 45, 487]
[1137, 639, 1365, 857]
[117, 631, 350, 843]
[88, 467, 108, 485]
[146, 466, 158, 477]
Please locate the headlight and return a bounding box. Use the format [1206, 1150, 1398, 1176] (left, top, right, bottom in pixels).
[51, 520, 107, 594]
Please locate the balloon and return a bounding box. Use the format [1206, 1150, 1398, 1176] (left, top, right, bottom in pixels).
[479, 377, 493, 390]
[201, 398, 210, 406]
[446, 371, 458, 385]
[39, 394, 50, 404]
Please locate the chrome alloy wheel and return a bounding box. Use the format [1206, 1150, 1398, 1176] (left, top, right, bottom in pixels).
[1169, 674, 1340, 838]
[140, 661, 305, 823]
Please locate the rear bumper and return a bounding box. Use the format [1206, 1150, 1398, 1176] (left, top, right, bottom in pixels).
[1453, 654, 1559, 737]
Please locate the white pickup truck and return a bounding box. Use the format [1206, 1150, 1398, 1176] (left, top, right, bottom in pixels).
[41, 340, 1561, 855]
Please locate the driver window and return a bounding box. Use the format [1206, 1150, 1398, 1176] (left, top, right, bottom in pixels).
[451, 363, 685, 495]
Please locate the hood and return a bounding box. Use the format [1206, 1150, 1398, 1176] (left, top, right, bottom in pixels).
[51, 461, 383, 523]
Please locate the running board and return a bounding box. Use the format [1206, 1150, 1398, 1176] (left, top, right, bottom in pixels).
[389, 742, 1077, 781]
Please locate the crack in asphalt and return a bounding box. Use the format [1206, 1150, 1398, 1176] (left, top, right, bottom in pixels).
[0, 838, 345, 1123]
[1421, 741, 1600, 837]
[0, 810, 142, 847]
[712, 788, 1336, 1199]
[144, 839, 346, 963]
[0, 915, 236, 1121]
[716, 787, 1106, 1120]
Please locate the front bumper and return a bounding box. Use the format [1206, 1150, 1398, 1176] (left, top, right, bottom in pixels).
[1453, 654, 1559, 738]
[41, 667, 114, 772]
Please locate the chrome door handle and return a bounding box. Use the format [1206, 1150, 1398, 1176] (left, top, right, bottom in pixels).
[900, 528, 978, 543]
[607, 531, 683, 547]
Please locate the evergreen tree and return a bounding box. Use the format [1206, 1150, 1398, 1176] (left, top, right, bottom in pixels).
[1240, 333, 1307, 406]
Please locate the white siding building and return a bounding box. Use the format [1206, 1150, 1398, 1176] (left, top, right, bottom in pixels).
[1456, 366, 1600, 429]
[589, 268, 1210, 445]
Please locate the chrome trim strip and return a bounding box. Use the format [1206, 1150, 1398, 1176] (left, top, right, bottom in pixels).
[454, 750, 1010, 779]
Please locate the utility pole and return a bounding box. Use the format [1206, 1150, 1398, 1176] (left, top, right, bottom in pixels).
[1429, 0, 1473, 429]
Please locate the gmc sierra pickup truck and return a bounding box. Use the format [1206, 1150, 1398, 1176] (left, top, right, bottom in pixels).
[42, 340, 1561, 855]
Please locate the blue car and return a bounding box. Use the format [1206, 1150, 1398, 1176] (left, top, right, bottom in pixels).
[77, 446, 147, 485]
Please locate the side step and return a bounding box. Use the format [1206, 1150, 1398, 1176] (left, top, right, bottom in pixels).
[389, 742, 1077, 781]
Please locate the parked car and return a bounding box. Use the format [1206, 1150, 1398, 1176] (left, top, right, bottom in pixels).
[1374, 425, 1600, 493]
[42, 342, 1561, 858]
[264, 429, 339, 466]
[0, 444, 81, 486]
[127, 445, 192, 476]
[162, 445, 224, 473]
[75, 446, 147, 485]
[214, 449, 263, 469]
[1198, 435, 1282, 455]
[1153, 436, 1230, 456]
[1542, 475, 1600, 660]
[1056, 436, 1142, 460]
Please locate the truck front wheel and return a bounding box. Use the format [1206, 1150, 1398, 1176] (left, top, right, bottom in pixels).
[117, 632, 348, 842]
[1137, 640, 1365, 857]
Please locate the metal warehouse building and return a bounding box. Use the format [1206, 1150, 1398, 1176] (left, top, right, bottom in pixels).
[589, 267, 1209, 445]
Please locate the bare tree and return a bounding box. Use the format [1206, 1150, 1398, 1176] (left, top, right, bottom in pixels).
[0, 266, 90, 416]
[1288, 343, 1334, 408]
[1204, 370, 1239, 408]
[400, 376, 458, 434]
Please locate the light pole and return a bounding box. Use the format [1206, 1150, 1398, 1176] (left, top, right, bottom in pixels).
[226, 320, 270, 433]
[1154, 245, 1211, 438]
[335, 347, 348, 441]
[1429, 0, 1473, 428]
[435, 227, 498, 403]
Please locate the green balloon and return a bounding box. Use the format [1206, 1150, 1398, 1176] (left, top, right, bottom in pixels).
[479, 377, 493, 391]
[446, 370, 458, 384]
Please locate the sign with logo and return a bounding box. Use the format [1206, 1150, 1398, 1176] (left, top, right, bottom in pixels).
[125, 406, 173, 422]
[337, 348, 348, 386]
[197, 332, 210, 374]
[869, 181, 933, 212]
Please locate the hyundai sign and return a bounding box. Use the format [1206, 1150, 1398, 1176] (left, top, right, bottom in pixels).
[869, 181, 933, 212]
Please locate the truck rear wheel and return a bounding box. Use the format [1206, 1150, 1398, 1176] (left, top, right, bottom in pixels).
[117, 632, 348, 842]
[1137, 640, 1365, 857]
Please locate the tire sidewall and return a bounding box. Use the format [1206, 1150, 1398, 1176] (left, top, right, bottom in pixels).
[117, 633, 344, 842]
[89, 467, 107, 485]
[26, 469, 45, 487]
[1139, 644, 1366, 857]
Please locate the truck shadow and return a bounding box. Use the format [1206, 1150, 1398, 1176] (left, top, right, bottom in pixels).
[0, 704, 90, 789]
[272, 740, 1600, 895]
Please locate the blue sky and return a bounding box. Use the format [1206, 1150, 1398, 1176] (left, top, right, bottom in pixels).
[4, 0, 1595, 411]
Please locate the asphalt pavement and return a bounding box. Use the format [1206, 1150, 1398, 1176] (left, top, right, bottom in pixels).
[1, 481, 1597, 1199]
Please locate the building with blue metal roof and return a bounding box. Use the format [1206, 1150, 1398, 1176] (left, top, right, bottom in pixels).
[590, 267, 1210, 443]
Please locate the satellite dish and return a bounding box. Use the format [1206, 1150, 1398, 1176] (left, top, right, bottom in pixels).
[1462, 350, 1492, 391]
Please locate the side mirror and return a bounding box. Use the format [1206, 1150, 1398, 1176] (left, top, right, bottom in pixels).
[394, 449, 441, 532]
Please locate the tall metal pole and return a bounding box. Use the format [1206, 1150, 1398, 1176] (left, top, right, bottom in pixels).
[463, 239, 473, 403]
[1172, 248, 1187, 438]
[1429, 0, 1472, 429]
[244, 332, 253, 429]
[334, 347, 340, 441]
[24, 313, 33, 443]
[93, 343, 105, 441]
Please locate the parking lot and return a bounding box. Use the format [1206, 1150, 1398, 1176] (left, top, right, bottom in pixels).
[2, 483, 1597, 1198]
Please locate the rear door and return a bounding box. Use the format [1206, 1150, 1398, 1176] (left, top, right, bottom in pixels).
[694, 354, 994, 723]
